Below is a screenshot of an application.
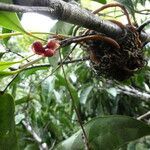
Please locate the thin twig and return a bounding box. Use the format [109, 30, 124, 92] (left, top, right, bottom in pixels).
[0, 1, 149, 42]
[0, 1, 124, 38]
[137, 20, 150, 33]
[61, 34, 120, 49]
[134, 9, 150, 15]
[3, 55, 89, 93]
[8, 57, 89, 71]
[61, 57, 89, 64]
[0, 31, 70, 39]
[137, 111, 150, 120]
[2, 74, 19, 93]
[49, 140, 56, 150]
[92, 3, 132, 26]
[19, 56, 44, 70]
[22, 120, 48, 150]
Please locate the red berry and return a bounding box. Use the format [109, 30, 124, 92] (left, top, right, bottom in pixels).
[46, 40, 60, 50]
[43, 48, 55, 57]
[32, 41, 45, 55]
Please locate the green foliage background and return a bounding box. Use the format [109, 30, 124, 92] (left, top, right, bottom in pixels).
[0, 0, 150, 149]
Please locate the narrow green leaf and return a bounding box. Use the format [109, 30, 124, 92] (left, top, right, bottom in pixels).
[93, 0, 107, 4]
[56, 115, 150, 150]
[0, 70, 21, 79]
[0, 11, 26, 33]
[0, 61, 20, 71]
[67, 79, 79, 103]
[0, 93, 18, 150]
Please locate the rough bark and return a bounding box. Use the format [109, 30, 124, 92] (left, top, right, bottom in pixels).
[0, 0, 149, 42]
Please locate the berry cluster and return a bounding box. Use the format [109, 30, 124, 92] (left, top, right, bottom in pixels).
[32, 40, 60, 57]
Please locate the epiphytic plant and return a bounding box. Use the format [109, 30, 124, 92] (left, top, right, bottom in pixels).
[47, 3, 149, 81]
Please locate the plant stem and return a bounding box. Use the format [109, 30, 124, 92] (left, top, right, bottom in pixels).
[58, 49, 90, 150]
[19, 56, 44, 69]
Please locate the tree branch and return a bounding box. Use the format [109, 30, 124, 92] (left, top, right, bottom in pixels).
[137, 111, 150, 120]
[0, 1, 122, 38]
[116, 85, 150, 101]
[0, 1, 149, 42]
[0, 3, 52, 13]
[22, 120, 48, 150]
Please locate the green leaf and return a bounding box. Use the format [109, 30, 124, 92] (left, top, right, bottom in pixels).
[135, 0, 146, 6]
[0, 93, 18, 150]
[0, 61, 20, 71]
[2, 28, 12, 45]
[92, 0, 107, 4]
[15, 113, 25, 125]
[67, 79, 79, 104]
[51, 21, 74, 35]
[24, 144, 38, 150]
[56, 115, 150, 150]
[0, 70, 20, 79]
[0, 11, 26, 33]
[80, 86, 93, 104]
[56, 73, 79, 106]
[0, 0, 12, 3]
[51, 21, 74, 58]
[48, 51, 59, 67]
[107, 88, 118, 97]
[15, 96, 33, 105]
[41, 76, 56, 102]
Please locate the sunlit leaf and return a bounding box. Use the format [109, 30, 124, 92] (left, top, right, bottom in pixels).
[0, 93, 18, 150]
[107, 88, 118, 97]
[0, 11, 26, 33]
[15, 113, 25, 124]
[0, 61, 20, 71]
[56, 115, 150, 150]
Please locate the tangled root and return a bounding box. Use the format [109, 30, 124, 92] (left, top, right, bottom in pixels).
[85, 26, 145, 81]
